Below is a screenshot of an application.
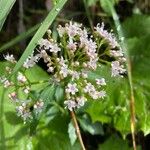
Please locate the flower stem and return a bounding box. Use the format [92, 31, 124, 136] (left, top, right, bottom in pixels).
[70, 110, 86, 150]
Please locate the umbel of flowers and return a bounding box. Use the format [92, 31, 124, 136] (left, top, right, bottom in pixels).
[1, 21, 126, 121]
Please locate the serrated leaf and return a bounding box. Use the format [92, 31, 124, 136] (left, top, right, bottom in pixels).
[55, 85, 64, 102]
[68, 121, 77, 145]
[32, 116, 80, 150]
[0, 62, 53, 149]
[40, 84, 56, 104]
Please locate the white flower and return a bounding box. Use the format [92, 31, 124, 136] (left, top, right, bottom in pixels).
[1, 77, 13, 88]
[64, 100, 76, 111]
[57, 25, 66, 37]
[47, 66, 54, 73]
[95, 23, 118, 48]
[38, 38, 51, 49]
[34, 100, 44, 114]
[98, 90, 106, 99]
[79, 28, 88, 38]
[65, 83, 78, 95]
[60, 65, 68, 78]
[111, 61, 126, 77]
[90, 91, 100, 100]
[67, 39, 77, 51]
[76, 96, 87, 108]
[58, 56, 66, 66]
[110, 50, 123, 57]
[4, 54, 16, 63]
[84, 82, 95, 93]
[40, 50, 50, 63]
[23, 54, 41, 68]
[17, 72, 27, 83]
[96, 78, 106, 86]
[87, 58, 98, 70]
[16, 102, 32, 121]
[70, 71, 80, 80]
[66, 21, 82, 37]
[23, 86, 30, 94]
[49, 43, 61, 54]
[90, 90, 106, 100]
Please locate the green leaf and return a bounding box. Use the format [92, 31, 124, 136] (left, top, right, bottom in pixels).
[78, 114, 104, 135]
[122, 15, 150, 38]
[68, 121, 77, 145]
[40, 84, 56, 104]
[12, 0, 68, 75]
[99, 134, 141, 150]
[0, 62, 51, 149]
[32, 115, 80, 150]
[0, 0, 16, 31]
[55, 85, 64, 102]
[25, 66, 49, 82]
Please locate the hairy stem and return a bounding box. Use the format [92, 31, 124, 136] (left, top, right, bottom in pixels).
[70, 111, 86, 150]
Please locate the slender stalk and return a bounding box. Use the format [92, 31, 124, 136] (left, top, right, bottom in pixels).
[70, 111, 86, 150]
[103, 1, 137, 149]
[128, 60, 137, 150]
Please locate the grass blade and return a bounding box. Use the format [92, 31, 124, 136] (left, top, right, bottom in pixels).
[12, 0, 68, 74]
[0, 23, 40, 52]
[0, 0, 16, 31]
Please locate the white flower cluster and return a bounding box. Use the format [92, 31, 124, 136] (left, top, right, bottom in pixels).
[95, 22, 118, 48]
[21, 21, 126, 111]
[15, 100, 44, 122]
[1, 21, 126, 112]
[16, 102, 32, 122]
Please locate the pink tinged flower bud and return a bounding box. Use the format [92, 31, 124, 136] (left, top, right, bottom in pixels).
[74, 61, 79, 66]
[47, 67, 54, 73]
[5, 66, 12, 74]
[3, 80, 13, 88]
[8, 92, 17, 101]
[34, 100, 44, 113]
[17, 72, 27, 83]
[23, 86, 30, 94]
[83, 62, 87, 68]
